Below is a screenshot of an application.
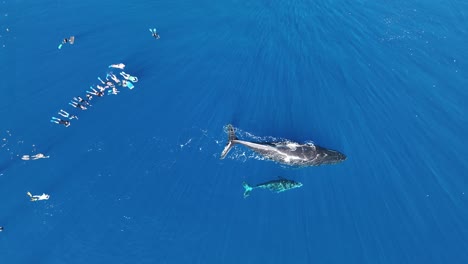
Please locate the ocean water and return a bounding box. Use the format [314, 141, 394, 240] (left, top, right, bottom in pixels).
[1, 0, 467, 263]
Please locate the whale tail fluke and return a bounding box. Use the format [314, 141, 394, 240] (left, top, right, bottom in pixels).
[220, 124, 238, 159]
[242, 182, 253, 198]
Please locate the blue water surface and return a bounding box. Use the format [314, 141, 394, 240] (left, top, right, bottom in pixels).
[1, 0, 467, 263]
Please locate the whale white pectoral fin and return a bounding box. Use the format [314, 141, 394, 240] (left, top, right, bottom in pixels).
[220, 124, 239, 159]
[220, 141, 234, 159]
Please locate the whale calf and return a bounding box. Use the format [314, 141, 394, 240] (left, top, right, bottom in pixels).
[242, 177, 303, 198]
[220, 124, 346, 167]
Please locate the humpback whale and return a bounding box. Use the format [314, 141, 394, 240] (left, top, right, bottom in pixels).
[242, 177, 303, 198]
[220, 124, 346, 167]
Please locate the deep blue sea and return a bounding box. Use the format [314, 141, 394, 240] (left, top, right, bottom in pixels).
[1, 0, 467, 263]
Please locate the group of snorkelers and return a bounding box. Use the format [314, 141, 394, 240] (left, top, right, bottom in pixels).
[50, 63, 138, 127]
[0, 31, 160, 232]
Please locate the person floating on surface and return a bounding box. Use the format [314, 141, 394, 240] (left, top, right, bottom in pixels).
[50, 117, 71, 127]
[27, 192, 50, 202]
[95, 85, 106, 92]
[106, 73, 121, 85]
[63, 36, 75, 44]
[149, 28, 160, 39]
[108, 87, 120, 95]
[58, 109, 78, 120]
[97, 78, 114, 88]
[122, 79, 135, 89]
[87, 87, 104, 97]
[73, 96, 90, 106]
[0, 226, 3, 232]
[69, 101, 88, 110]
[21, 153, 50, 161]
[58, 36, 75, 49]
[120, 71, 138, 82]
[109, 63, 125, 69]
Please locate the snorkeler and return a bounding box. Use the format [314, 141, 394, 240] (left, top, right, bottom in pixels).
[58, 36, 75, 49]
[50, 117, 71, 127]
[69, 101, 87, 110]
[92, 85, 103, 92]
[73, 96, 90, 106]
[97, 77, 113, 87]
[149, 28, 160, 39]
[106, 73, 121, 85]
[122, 79, 135, 90]
[0, 226, 3, 232]
[27, 192, 50, 202]
[21, 153, 50, 161]
[97, 78, 114, 88]
[87, 88, 104, 97]
[63, 36, 75, 44]
[120, 71, 138, 82]
[109, 63, 125, 69]
[108, 87, 120, 95]
[58, 109, 78, 120]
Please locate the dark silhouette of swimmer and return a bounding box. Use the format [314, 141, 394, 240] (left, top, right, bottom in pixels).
[58, 36, 75, 49]
[73, 96, 90, 106]
[149, 28, 160, 39]
[50, 117, 70, 127]
[69, 101, 87, 110]
[59, 120, 70, 127]
[62, 36, 75, 44]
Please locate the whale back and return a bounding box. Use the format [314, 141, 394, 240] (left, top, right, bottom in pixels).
[236, 140, 346, 166]
[220, 124, 346, 166]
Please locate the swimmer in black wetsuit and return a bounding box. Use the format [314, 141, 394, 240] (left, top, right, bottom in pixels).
[50, 117, 71, 127]
[73, 96, 90, 106]
[58, 109, 78, 120]
[62, 36, 75, 45]
[87, 88, 104, 97]
[69, 101, 87, 110]
[149, 28, 160, 39]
